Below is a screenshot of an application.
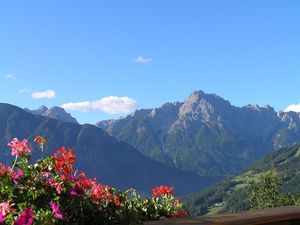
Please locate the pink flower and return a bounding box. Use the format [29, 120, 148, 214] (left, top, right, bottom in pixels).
[8, 138, 31, 157]
[46, 179, 64, 194]
[14, 208, 34, 225]
[50, 201, 64, 220]
[13, 170, 24, 180]
[0, 214, 3, 223]
[69, 189, 79, 196]
[0, 201, 15, 217]
[41, 171, 51, 178]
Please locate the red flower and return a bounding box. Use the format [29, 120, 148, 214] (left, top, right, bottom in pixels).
[34, 136, 42, 144]
[52, 147, 76, 176]
[76, 172, 94, 190]
[113, 195, 122, 206]
[91, 184, 113, 205]
[0, 165, 23, 181]
[0, 163, 7, 176]
[152, 186, 174, 198]
[172, 210, 188, 218]
[34, 136, 47, 150]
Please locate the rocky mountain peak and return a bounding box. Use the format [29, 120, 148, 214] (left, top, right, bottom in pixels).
[277, 111, 300, 130]
[38, 105, 48, 113]
[244, 104, 261, 111]
[262, 104, 273, 110]
[25, 106, 79, 124]
[46, 106, 66, 115]
[244, 104, 275, 113]
[189, 90, 205, 98]
[178, 90, 232, 122]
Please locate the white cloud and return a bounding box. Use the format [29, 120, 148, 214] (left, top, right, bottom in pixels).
[5, 74, 16, 80]
[61, 101, 91, 112]
[285, 103, 300, 113]
[18, 87, 32, 94]
[133, 56, 152, 64]
[31, 90, 56, 99]
[61, 96, 138, 114]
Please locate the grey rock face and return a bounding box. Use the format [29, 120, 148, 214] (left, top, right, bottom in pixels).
[26, 106, 79, 124]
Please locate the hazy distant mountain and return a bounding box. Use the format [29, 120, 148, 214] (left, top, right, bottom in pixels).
[25, 105, 79, 124]
[183, 144, 300, 216]
[97, 90, 300, 176]
[0, 103, 222, 196]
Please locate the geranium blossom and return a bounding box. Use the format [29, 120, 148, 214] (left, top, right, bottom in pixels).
[0, 166, 23, 181]
[34, 136, 47, 150]
[1, 137, 188, 224]
[172, 210, 188, 218]
[113, 195, 122, 206]
[34, 136, 46, 145]
[91, 184, 113, 204]
[46, 179, 64, 194]
[7, 138, 31, 157]
[69, 189, 79, 196]
[152, 186, 174, 198]
[0, 201, 15, 217]
[12, 170, 24, 180]
[0, 163, 7, 175]
[14, 208, 34, 225]
[50, 201, 64, 220]
[75, 172, 95, 191]
[52, 147, 76, 176]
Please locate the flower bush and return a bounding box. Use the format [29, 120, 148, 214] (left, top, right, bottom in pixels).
[0, 137, 188, 224]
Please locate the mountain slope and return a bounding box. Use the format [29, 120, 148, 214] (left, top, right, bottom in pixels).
[0, 103, 222, 196]
[182, 144, 300, 216]
[98, 90, 300, 176]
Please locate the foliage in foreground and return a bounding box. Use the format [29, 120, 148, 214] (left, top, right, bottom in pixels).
[183, 145, 300, 216]
[0, 136, 187, 224]
[247, 168, 300, 210]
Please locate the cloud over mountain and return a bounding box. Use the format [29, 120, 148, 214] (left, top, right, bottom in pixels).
[31, 90, 56, 99]
[61, 96, 138, 114]
[285, 103, 300, 113]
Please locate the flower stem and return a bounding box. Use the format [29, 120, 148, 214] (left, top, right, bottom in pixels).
[11, 156, 18, 170]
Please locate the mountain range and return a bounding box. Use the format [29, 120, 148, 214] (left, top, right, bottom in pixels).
[0, 103, 221, 197]
[97, 90, 300, 176]
[3, 89, 300, 200]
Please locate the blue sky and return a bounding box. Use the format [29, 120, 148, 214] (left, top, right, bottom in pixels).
[1, 1, 299, 124]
